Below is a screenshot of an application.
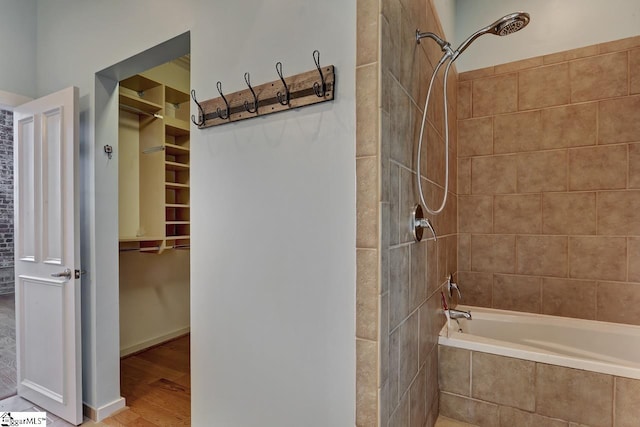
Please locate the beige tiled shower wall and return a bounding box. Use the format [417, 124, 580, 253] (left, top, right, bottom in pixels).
[439, 346, 640, 427]
[457, 35, 640, 325]
[357, 0, 457, 425]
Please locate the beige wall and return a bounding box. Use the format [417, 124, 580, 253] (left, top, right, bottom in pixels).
[356, 0, 458, 424]
[457, 35, 640, 325]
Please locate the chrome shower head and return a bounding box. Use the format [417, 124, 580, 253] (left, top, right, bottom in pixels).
[492, 12, 530, 36]
[454, 12, 530, 57]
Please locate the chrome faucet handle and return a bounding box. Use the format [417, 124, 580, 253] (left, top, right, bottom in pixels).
[412, 204, 437, 242]
[447, 273, 461, 300]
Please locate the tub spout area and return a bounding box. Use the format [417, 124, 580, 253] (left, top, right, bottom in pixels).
[449, 308, 472, 320]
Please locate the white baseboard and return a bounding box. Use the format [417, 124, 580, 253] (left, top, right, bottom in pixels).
[120, 327, 190, 357]
[83, 396, 126, 422]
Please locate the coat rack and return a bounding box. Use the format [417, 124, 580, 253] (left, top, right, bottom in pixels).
[191, 50, 335, 128]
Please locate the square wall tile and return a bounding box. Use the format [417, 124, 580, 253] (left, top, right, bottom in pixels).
[597, 191, 640, 236]
[356, 339, 378, 426]
[569, 237, 626, 281]
[628, 238, 640, 282]
[398, 312, 419, 394]
[499, 406, 569, 427]
[543, 44, 599, 65]
[457, 81, 472, 119]
[419, 292, 442, 364]
[629, 144, 640, 189]
[472, 73, 518, 117]
[389, 387, 410, 427]
[472, 352, 535, 411]
[357, 248, 379, 340]
[458, 234, 471, 272]
[597, 281, 640, 325]
[516, 235, 568, 278]
[380, 293, 390, 385]
[389, 79, 412, 167]
[542, 278, 597, 320]
[458, 196, 492, 234]
[494, 110, 542, 154]
[424, 121, 446, 187]
[517, 150, 567, 193]
[536, 363, 613, 426]
[356, 157, 379, 248]
[518, 63, 570, 110]
[356, 64, 379, 157]
[493, 274, 542, 313]
[568, 145, 627, 191]
[599, 95, 640, 144]
[472, 155, 517, 194]
[541, 103, 597, 149]
[631, 48, 640, 95]
[615, 377, 640, 427]
[570, 51, 628, 102]
[494, 194, 542, 235]
[390, 245, 411, 330]
[357, 0, 379, 66]
[494, 56, 544, 74]
[409, 365, 426, 427]
[425, 344, 440, 416]
[438, 346, 470, 396]
[410, 242, 427, 312]
[598, 35, 640, 53]
[471, 234, 516, 274]
[439, 392, 499, 426]
[543, 192, 596, 235]
[458, 157, 471, 195]
[457, 271, 493, 307]
[459, 67, 495, 82]
[458, 117, 492, 158]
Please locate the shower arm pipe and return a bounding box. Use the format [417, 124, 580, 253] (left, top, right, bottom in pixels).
[415, 51, 455, 215]
[416, 30, 455, 57]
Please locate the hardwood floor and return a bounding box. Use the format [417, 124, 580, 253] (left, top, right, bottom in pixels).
[104, 335, 191, 426]
[0, 335, 190, 426]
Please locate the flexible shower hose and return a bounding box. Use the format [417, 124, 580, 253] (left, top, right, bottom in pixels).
[416, 52, 455, 215]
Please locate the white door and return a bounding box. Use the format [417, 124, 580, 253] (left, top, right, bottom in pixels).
[13, 87, 82, 425]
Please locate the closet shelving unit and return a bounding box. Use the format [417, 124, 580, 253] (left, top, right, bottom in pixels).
[119, 74, 190, 254]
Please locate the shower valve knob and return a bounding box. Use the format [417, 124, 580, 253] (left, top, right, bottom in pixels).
[411, 204, 437, 242]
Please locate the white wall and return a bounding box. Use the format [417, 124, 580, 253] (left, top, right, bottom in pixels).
[0, 0, 37, 99]
[447, 0, 640, 71]
[34, 1, 356, 425]
[119, 251, 190, 356]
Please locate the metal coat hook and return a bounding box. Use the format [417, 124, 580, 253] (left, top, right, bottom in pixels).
[243, 72, 259, 113]
[216, 81, 230, 120]
[312, 50, 326, 98]
[190, 89, 205, 126]
[275, 62, 290, 106]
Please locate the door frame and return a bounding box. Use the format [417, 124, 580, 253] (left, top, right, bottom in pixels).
[87, 31, 190, 422]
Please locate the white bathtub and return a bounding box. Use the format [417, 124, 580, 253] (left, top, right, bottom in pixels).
[439, 305, 640, 380]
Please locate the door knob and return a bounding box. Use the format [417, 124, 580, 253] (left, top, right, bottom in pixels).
[51, 268, 72, 280]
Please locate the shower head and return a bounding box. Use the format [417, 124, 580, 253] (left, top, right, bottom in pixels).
[454, 12, 530, 58]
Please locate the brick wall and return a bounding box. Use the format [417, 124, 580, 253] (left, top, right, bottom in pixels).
[0, 110, 13, 295]
[457, 35, 640, 325]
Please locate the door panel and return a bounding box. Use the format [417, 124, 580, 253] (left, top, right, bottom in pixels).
[16, 115, 37, 262]
[14, 86, 82, 425]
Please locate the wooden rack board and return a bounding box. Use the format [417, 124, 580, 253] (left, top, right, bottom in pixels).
[193, 65, 335, 128]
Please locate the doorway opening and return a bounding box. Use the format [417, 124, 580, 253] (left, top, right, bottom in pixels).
[116, 55, 191, 424]
[92, 31, 191, 424]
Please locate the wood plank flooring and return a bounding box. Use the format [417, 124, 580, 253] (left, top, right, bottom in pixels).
[103, 335, 191, 426]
